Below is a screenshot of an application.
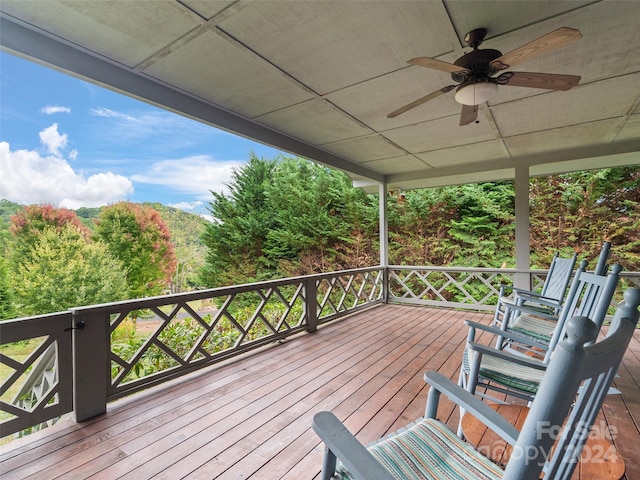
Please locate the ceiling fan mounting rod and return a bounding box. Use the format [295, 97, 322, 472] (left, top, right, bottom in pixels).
[464, 28, 488, 49]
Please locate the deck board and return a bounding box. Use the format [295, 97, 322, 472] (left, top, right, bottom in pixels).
[1, 304, 638, 479]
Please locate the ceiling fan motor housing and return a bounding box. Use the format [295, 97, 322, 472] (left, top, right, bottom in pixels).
[452, 48, 503, 83]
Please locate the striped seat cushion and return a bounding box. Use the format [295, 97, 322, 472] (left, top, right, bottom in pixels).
[337, 418, 503, 480]
[509, 314, 556, 342]
[462, 348, 544, 394]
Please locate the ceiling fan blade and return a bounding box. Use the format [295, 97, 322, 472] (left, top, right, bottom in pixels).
[387, 85, 456, 118]
[498, 71, 581, 91]
[490, 27, 582, 71]
[459, 104, 478, 126]
[408, 57, 469, 74]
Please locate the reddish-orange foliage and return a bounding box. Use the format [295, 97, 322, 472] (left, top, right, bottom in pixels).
[10, 204, 91, 239]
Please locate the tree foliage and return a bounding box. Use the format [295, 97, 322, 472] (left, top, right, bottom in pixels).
[201, 160, 639, 288]
[201, 154, 277, 286]
[12, 225, 129, 315]
[529, 167, 640, 268]
[201, 155, 378, 287]
[0, 252, 15, 319]
[9, 204, 91, 262]
[1, 162, 638, 317]
[388, 183, 515, 268]
[144, 202, 208, 293]
[263, 158, 374, 275]
[95, 202, 177, 298]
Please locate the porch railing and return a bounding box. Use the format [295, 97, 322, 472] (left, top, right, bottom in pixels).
[1, 267, 384, 437]
[0, 312, 73, 438]
[1, 265, 637, 439]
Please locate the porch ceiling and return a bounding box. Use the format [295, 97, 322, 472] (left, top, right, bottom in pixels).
[1, 1, 638, 192]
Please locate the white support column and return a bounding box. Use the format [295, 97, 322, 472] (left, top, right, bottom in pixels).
[514, 165, 531, 290]
[379, 183, 389, 303]
[379, 182, 389, 267]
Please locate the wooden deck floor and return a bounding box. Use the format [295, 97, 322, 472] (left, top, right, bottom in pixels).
[1, 304, 639, 479]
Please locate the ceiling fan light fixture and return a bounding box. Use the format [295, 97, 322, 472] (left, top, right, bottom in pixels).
[454, 80, 498, 105]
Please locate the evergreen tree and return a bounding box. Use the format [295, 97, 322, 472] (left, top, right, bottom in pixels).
[201, 154, 277, 286]
[530, 167, 640, 268]
[263, 158, 359, 274]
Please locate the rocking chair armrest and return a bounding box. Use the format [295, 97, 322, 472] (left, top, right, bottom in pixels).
[312, 411, 395, 480]
[514, 291, 558, 303]
[503, 286, 537, 296]
[424, 372, 519, 446]
[501, 297, 562, 317]
[510, 293, 562, 313]
[466, 341, 548, 370]
[498, 285, 548, 299]
[464, 320, 550, 350]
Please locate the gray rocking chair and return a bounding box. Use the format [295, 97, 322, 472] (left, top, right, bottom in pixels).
[313, 288, 640, 480]
[492, 242, 610, 329]
[492, 251, 577, 328]
[459, 262, 621, 403]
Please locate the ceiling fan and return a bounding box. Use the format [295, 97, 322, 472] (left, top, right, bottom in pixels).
[387, 27, 582, 125]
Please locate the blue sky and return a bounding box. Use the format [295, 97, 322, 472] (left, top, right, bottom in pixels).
[0, 52, 286, 215]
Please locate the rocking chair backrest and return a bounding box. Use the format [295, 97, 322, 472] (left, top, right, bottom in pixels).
[594, 241, 612, 276]
[540, 252, 577, 302]
[503, 287, 640, 480]
[543, 261, 621, 361]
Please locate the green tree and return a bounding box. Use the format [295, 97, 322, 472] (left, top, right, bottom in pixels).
[199, 161, 638, 289]
[0, 252, 15, 320]
[201, 155, 379, 287]
[0, 199, 22, 226]
[388, 187, 460, 265]
[144, 203, 208, 292]
[447, 182, 515, 267]
[12, 225, 129, 315]
[388, 183, 514, 268]
[263, 158, 369, 274]
[95, 202, 177, 298]
[201, 154, 277, 286]
[530, 167, 640, 269]
[10, 204, 90, 261]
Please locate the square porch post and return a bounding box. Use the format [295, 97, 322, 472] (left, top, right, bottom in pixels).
[514, 164, 531, 290]
[379, 182, 389, 303]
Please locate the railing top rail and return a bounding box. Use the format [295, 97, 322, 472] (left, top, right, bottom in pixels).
[388, 265, 639, 277]
[620, 271, 640, 278]
[389, 265, 526, 274]
[0, 311, 72, 343]
[70, 266, 385, 314]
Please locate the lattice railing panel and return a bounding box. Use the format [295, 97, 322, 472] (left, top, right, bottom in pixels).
[109, 282, 308, 396]
[317, 269, 384, 320]
[0, 312, 73, 439]
[388, 267, 515, 310]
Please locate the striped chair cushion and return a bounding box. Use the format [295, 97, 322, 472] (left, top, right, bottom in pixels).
[462, 348, 544, 394]
[509, 314, 555, 342]
[337, 418, 503, 480]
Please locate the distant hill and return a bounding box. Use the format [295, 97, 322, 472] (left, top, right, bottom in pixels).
[0, 199, 208, 289]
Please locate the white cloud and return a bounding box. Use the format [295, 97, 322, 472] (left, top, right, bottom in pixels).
[168, 200, 213, 221]
[90, 107, 135, 121]
[169, 200, 204, 211]
[40, 105, 71, 115]
[131, 155, 242, 199]
[0, 125, 133, 208]
[39, 123, 68, 157]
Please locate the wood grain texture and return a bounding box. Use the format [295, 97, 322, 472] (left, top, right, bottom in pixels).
[1, 304, 638, 480]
